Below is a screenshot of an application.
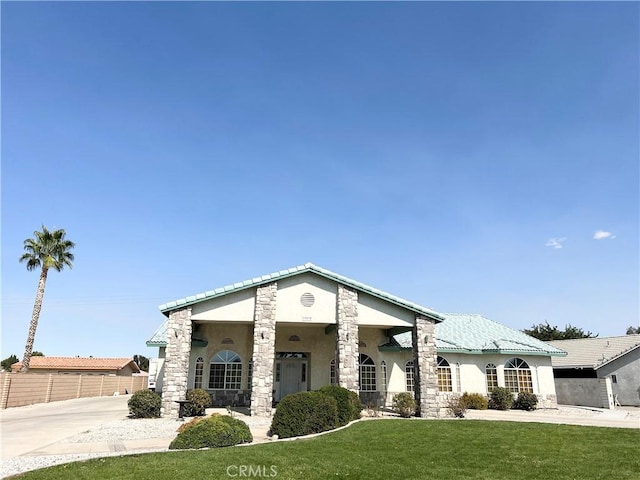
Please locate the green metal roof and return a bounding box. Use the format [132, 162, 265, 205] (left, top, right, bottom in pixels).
[146, 319, 168, 347]
[390, 313, 566, 357]
[158, 262, 444, 322]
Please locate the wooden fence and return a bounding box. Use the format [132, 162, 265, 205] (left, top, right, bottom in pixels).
[0, 372, 148, 409]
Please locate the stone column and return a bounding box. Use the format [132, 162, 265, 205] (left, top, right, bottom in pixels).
[336, 284, 359, 391]
[251, 282, 277, 416]
[412, 315, 438, 418]
[161, 307, 192, 418]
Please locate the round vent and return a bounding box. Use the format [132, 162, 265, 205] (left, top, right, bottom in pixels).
[300, 292, 315, 307]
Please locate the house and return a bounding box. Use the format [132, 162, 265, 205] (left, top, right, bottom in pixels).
[11, 357, 142, 376]
[548, 335, 640, 408]
[147, 263, 565, 418]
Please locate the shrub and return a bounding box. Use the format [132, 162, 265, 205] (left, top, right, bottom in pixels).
[392, 392, 417, 418]
[169, 415, 252, 449]
[128, 389, 161, 418]
[184, 389, 212, 417]
[513, 392, 538, 411]
[488, 387, 514, 411]
[270, 391, 338, 439]
[461, 392, 488, 410]
[447, 395, 467, 418]
[318, 385, 362, 426]
[217, 415, 253, 443]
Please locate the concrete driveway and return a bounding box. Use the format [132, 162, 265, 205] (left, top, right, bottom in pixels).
[0, 395, 131, 460]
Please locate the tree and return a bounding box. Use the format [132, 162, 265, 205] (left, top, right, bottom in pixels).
[626, 326, 640, 335]
[523, 321, 597, 341]
[1, 355, 19, 372]
[19, 226, 75, 373]
[32, 351, 45, 356]
[133, 354, 149, 372]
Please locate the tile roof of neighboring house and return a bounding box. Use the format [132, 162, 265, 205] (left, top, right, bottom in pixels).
[11, 357, 141, 373]
[548, 335, 640, 369]
[390, 313, 566, 357]
[158, 263, 444, 322]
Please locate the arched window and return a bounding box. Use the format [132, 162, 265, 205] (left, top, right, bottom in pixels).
[209, 350, 242, 390]
[330, 358, 337, 385]
[380, 361, 387, 393]
[437, 356, 452, 392]
[405, 360, 414, 392]
[485, 363, 498, 392]
[194, 357, 204, 389]
[359, 354, 377, 391]
[504, 358, 533, 393]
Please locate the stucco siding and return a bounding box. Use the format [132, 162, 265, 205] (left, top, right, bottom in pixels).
[275, 274, 337, 324]
[358, 292, 415, 327]
[597, 348, 640, 406]
[191, 288, 256, 322]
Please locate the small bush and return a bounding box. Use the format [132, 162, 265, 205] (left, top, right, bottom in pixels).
[169, 415, 252, 449]
[488, 387, 514, 411]
[128, 389, 161, 418]
[513, 392, 538, 411]
[270, 391, 338, 439]
[184, 389, 212, 417]
[461, 392, 488, 410]
[318, 385, 362, 426]
[447, 395, 467, 418]
[392, 392, 417, 418]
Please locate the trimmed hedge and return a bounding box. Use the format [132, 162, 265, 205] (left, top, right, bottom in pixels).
[488, 387, 514, 411]
[318, 385, 362, 426]
[270, 391, 339, 439]
[461, 392, 488, 410]
[184, 389, 212, 417]
[169, 415, 252, 450]
[128, 390, 161, 418]
[513, 392, 538, 411]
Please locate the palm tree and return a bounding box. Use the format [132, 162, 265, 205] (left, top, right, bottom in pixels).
[19, 226, 75, 372]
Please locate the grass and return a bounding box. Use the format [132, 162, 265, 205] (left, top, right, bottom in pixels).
[13, 419, 640, 480]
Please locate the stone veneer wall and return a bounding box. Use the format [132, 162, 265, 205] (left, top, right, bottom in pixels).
[412, 315, 438, 418]
[336, 284, 359, 391]
[250, 282, 277, 416]
[161, 307, 192, 418]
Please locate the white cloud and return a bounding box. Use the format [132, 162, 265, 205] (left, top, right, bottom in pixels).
[546, 237, 566, 249]
[593, 230, 616, 240]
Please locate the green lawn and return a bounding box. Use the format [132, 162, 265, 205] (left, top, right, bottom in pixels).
[13, 420, 640, 480]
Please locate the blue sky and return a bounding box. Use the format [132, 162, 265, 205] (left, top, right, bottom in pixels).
[2, 2, 638, 360]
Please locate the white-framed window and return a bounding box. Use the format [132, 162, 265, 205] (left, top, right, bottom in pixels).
[359, 354, 377, 391]
[208, 350, 242, 390]
[485, 363, 498, 392]
[247, 360, 253, 389]
[330, 358, 336, 385]
[194, 357, 204, 389]
[504, 358, 533, 393]
[437, 356, 452, 392]
[380, 361, 387, 393]
[405, 360, 414, 392]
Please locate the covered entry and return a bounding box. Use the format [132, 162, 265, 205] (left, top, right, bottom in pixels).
[274, 352, 308, 401]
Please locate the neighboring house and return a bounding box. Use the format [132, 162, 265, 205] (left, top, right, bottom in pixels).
[549, 335, 640, 408]
[147, 263, 565, 418]
[11, 357, 142, 376]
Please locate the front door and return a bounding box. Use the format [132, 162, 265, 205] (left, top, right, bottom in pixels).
[275, 358, 308, 401]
